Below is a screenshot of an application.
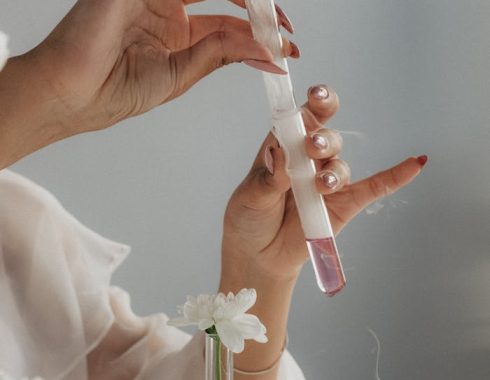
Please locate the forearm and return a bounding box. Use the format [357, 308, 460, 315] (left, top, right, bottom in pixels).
[219, 257, 297, 380]
[0, 53, 72, 169]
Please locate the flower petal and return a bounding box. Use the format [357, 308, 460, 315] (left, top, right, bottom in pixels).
[216, 320, 245, 354]
[234, 288, 257, 313]
[198, 319, 215, 331]
[232, 314, 268, 342]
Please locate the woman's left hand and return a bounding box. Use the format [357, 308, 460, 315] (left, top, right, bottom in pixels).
[220, 84, 427, 376]
[221, 84, 427, 284]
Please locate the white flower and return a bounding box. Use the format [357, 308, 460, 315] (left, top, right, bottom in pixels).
[168, 293, 216, 331]
[168, 288, 268, 353]
[0, 31, 9, 71]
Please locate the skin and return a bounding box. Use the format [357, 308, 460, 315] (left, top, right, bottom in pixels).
[219, 86, 425, 378]
[0, 0, 290, 168]
[0, 0, 426, 378]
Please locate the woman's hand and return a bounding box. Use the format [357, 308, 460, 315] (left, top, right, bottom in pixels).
[0, 0, 298, 168]
[221, 84, 427, 284]
[30, 0, 299, 131]
[220, 84, 426, 378]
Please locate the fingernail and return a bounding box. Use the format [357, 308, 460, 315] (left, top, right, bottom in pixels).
[275, 4, 295, 34]
[311, 133, 328, 150]
[244, 60, 288, 75]
[289, 41, 301, 59]
[264, 145, 275, 175]
[308, 85, 329, 101]
[321, 171, 339, 189]
[417, 155, 428, 167]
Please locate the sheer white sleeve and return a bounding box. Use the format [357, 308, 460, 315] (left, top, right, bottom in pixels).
[0, 170, 129, 379]
[0, 169, 305, 379]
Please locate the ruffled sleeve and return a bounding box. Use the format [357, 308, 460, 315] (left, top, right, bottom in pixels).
[0, 169, 305, 379]
[0, 170, 129, 379]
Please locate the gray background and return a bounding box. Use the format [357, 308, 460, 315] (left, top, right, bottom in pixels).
[2, 0, 490, 379]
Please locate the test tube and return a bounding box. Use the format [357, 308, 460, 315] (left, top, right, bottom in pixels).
[246, 0, 346, 296]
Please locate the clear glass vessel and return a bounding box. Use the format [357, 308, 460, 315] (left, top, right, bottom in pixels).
[205, 334, 234, 380]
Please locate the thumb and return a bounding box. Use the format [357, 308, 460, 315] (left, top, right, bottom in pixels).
[168, 31, 276, 97]
[235, 138, 291, 211]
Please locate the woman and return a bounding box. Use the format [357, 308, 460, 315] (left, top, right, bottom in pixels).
[0, 0, 426, 379]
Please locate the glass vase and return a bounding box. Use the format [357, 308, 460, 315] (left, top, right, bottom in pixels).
[205, 333, 234, 380]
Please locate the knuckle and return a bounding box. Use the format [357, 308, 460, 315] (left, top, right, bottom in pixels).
[368, 175, 390, 199]
[327, 95, 340, 116]
[327, 129, 343, 150]
[215, 31, 232, 67]
[208, 31, 229, 69]
[333, 91, 340, 108]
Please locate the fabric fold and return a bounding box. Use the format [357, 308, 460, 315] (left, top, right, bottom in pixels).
[0, 169, 305, 379]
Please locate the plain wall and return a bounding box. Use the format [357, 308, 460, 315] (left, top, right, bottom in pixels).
[1, 0, 490, 379]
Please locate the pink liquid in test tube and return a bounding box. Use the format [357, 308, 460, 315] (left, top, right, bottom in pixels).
[306, 237, 346, 297]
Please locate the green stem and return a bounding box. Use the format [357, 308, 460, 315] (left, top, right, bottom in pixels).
[215, 336, 222, 380]
[206, 327, 222, 380]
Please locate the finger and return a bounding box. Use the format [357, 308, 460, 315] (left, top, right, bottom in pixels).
[235, 134, 291, 210]
[229, 0, 246, 7]
[315, 159, 351, 195]
[188, 15, 253, 46]
[189, 16, 299, 58]
[184, 1, 295, 34]
[169, 31, 278, 96]
[183, 0, 244, 5]
[348, 156, 428, 210]
[281, 38, 300, 58]
[301, 85, 340, 126]
[305, 128, 343, 160]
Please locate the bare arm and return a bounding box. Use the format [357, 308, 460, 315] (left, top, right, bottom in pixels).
[0, 54, 74, 169]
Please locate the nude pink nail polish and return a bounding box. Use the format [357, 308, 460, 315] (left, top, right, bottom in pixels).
[321, 171, 339, 189]
[312, 134, 328, 150]
[275, 4, 295, 34]
[289, 41, 301, 59]
[308, 85, 329, 100]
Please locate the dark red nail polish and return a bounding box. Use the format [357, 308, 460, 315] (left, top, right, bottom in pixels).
[289, 41, 301, 59]
[417, 155, 428, 167]
[275, 4, 295, 34]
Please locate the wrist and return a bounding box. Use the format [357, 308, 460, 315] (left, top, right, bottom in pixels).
[219, 256, 297, 379]
[0, 52, 74, 168]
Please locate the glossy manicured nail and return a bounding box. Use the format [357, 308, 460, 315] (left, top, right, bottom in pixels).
[417, 155, 428, 167]
[289, 41, 301, 58]
[311, 133, 328, 150]
[264, 145, 274, 175]
[321, 171, 339, 189]
[308, 85, 329, 100]
[244, 60, 288, 75]
[275, 4, 295, 34]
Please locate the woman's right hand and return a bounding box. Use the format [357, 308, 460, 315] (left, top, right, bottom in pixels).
[25, 0, 298, 131]
[0, 0, 298, 168]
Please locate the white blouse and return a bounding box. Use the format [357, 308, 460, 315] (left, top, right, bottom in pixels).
[0, 169, 306, 380]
